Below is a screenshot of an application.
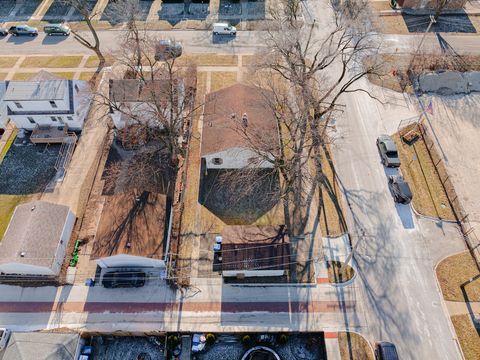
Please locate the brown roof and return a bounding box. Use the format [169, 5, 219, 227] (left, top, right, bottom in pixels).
[221, 225, 290, 272]
[109, 79, 171, 103]
[91, 190, 168, 259]
[201, 83, 279, 156]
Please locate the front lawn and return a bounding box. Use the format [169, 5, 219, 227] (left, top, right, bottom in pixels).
[451, 315, 480, 360]
[436, 251, 480, 302]
[20, 56, 83, 68]
[393, 126, 455, 220]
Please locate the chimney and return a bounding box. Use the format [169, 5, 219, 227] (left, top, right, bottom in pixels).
[242, 113, 248, 127]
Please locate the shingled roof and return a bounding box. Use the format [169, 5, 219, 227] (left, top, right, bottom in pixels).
[201, 83, 279, 157]
[0, 201, 73, 270]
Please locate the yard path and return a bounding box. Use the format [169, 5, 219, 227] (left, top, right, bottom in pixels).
[446, 301, 480, 316]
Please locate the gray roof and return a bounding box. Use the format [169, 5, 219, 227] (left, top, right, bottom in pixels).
[3, 80, 67, 101]
[2, 332, 80, 360]
[0, 201, 72, 269]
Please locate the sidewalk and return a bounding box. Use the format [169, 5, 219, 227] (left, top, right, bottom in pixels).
[446, 301, 480, 316]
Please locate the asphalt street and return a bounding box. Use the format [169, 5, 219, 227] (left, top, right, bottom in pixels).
[0, 28, 480, 56]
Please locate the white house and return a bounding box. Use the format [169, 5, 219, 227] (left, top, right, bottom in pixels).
[201, 83, 279, 170]
[91, 190, 171, 282]
[1, 79, 91, 131]
[108, 79, 183, 130]
[0, 201, 76, 278]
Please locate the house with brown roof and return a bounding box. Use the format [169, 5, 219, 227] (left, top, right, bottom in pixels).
[220, 225, 290, 279]
[201, 83, 279, 170]
[0, 201, 75, 278]
[91, 190, 171, 282]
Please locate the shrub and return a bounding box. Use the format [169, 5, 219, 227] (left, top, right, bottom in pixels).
[167, 335, 179, 348]
[241, 334, 253, 347]
[277, 333, 288, 345]
[206, 333, 216, 345]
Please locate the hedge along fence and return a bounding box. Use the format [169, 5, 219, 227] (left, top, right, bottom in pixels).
[416, 120, 480, 269]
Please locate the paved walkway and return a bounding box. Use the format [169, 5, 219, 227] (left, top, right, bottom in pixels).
[446, 301, 480, 316]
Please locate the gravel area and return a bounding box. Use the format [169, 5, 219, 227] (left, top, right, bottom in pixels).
[44, 0, 73, 19]
[0, 1, 15, 18]
[101, 0, 153, 22]
[15, 0, 41, 19]
[92, 336, 166, 360]
[193, 334, 326, 360]
[0, 140, 60, 195]
[403, 14, 477, 33]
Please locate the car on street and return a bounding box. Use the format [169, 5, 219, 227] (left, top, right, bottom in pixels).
[376, 134, 401, 167]
[8, 25, 38, 37]
[0, 328, 11, 350]
[154, 39, 183, 61]
[44, 23, 70, 36]
[0, 28, 7, 36]
[388, 175, 413, 204]
[212, 22, 237, 36]
[102, 271, 146, 288]
[375, 341, 399, 360]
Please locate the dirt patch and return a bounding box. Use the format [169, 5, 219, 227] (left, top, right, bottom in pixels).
[393, 124, 456, 220]
[451, 315, 480, 360]
[319, 144, 347, 237]
[338, 332, 374, 360]
[436, 251, 480, 302]
[327, 260, 355, 284]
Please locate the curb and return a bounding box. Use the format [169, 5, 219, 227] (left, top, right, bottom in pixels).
[433, 251, 468, 360]
[410, 202, 458, 224]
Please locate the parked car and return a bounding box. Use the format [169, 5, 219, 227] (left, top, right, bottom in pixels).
[0, 328, 11, 350]
[44, 23, 70, 36]
[212, 22, 237, 36]
[388, 175, 412, 204]
[154, 39, 182, 61]
[0, 28, 8, 36]
[376, 134, 400, 167]
[102, 271, 146, 288]
[375, 341, 399, 360]
[8, 25, 38, 36]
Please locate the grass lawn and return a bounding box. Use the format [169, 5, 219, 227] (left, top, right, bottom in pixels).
[436, 251, 480, 302]
[0, 73, 7, 80]
[393, 129, 456, 220]
[20, 56, 83, 68]
[177, 54, 238, 67]
[338, 332, 374, 360]
[11, 73, 36, 80]
[327, 260, 355, 284]
[0, 57, 19, 68]
[0, 195, 30, 240]
[51, 72, 75, 79]
[451, 315, 480, 360]
[210, 71, 238, 92]
[319, 144, 347, 236]
[84, 55, 114, 68]
[79, 72, 96, 81]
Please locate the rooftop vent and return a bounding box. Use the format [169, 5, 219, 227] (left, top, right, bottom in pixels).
[20, 252, 25, 257]
[242, 113, 248, 127]
[30, 205, 36, 211]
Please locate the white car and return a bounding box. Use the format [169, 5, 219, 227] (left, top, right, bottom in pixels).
[212, 22, 236, 36]
[0, 328, 11, 350]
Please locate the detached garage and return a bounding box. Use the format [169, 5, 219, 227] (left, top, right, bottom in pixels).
[0, 201, 75, 278]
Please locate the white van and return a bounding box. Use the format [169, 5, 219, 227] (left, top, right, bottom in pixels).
[212, 23, 236, 36]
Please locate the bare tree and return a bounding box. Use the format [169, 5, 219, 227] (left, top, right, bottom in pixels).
[233, 0, 383, 236]
[99, 32, 200, 195]
[61, 0, 105, 75]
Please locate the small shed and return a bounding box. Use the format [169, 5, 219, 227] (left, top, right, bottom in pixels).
[221, 225, 290, 278]
[0, 201, 75, 277]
